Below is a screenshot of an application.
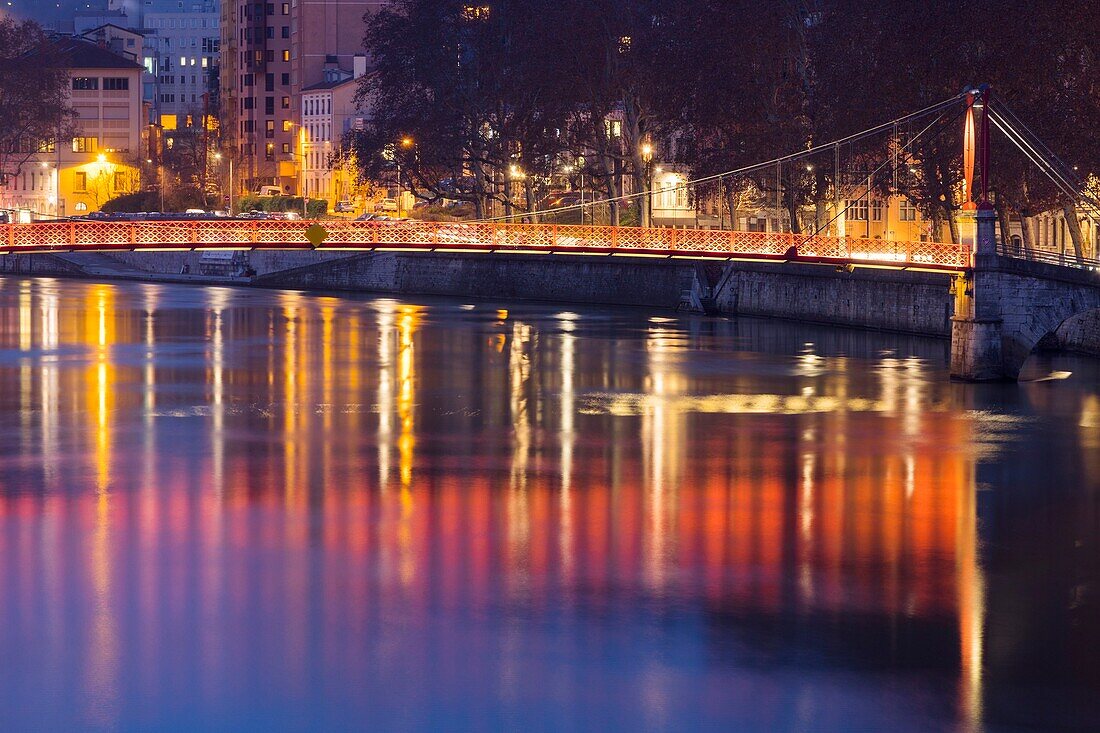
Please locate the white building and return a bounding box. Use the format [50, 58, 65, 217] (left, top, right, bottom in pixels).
[300, 59, 367, 207]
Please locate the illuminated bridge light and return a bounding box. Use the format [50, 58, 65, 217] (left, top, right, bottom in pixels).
[0, 221, 971, 272]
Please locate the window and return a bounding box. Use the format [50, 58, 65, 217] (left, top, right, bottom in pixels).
[282, 50, 290, 62]
[72, 137, 98, 153]
[282, 26, 289, 38]
[265, 142, 275, 160]
[281, 73, 289, 85]
[282, 2, 289, 14]
[265, 97, 275, 115]
[74, 172, 87, 191]
[265, 73, 274, 91]
[871, 199, 883, 221]
[74, 201, 88, 212]
[266, 2, 275, 14]
[266, 27, 274, 39]
[265, 120, 275, 138]
[845, 199, 868, 221]
[899, 199, 918, 221]
[72, 76, 98, 90]
[266, 50, 275, 62]
[103, 77, 129, 90]
[282, 143, 290, 154]
[282, 120, 292, 132]
[281, 96, 290, 109]
[243, 97, 255, 110]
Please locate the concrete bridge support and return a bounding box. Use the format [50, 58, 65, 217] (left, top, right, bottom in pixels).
[951, 205, 1100, 380]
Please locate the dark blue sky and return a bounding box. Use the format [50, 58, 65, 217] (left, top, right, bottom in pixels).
[5, 1, 108, 26]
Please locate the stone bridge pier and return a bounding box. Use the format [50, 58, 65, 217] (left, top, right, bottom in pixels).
[951, 205, 1100, 380]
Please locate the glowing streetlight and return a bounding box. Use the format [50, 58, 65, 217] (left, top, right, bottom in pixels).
[640, 141, 655, 227]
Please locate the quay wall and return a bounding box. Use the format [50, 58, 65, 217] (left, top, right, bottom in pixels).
[0, 250, 969, 339]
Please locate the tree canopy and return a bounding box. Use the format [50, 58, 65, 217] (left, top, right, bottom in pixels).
[349, 0, 1100, 238]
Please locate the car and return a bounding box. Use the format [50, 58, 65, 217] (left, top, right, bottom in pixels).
[256, 185, 282, 197]
[375, 198, 398, 212]
[334, 201, 354, 213]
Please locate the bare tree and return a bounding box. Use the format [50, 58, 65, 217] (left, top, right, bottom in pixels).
[0, 19, 74, 189]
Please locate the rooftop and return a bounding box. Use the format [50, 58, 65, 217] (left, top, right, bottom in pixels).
[52, 35, 144, 71]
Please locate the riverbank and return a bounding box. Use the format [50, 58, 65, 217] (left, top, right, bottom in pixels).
[4, 248, 1098, 357]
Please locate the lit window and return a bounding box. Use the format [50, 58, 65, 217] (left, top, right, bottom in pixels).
[282, 50, 290, 62]
[74, 172, 87, 191]
[74, 202, 88, 211]
[72, 137, 98, 153]
[71, 77, 98, 90]
[845, 199, 869, 221]
[899, 199, 919, 222]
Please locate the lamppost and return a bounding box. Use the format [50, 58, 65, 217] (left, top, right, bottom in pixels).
[214, 152, 234, 216]
[640, 142, 654, 228]
[397, 136, 413, 218]
[146, 158, 165, 212]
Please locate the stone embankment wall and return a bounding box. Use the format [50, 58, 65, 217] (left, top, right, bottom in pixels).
[101, 249, 357, 276]
[8, 249, 1100, 363]
[712, 262, 955, 336]
[256, 252, 699, 309]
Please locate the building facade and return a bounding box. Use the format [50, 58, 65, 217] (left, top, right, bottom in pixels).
[141, 1, 221, 133]
[0, 37, 144, 219]
[221, 0, 378, 196]
[300, 65, 367, 207]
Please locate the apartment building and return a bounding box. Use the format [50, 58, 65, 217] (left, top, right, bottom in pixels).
[0, 37, 144, 218]
[221, 0, 379, 195]
[300, 62, 367, 207]
[77, 2, 221, 134]
[142, 1, 221, 132]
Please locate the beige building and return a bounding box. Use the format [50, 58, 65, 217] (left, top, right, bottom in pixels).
[300, 67, 367, 208]
[221, 0, 381, 195]
[0, 36, 144, 219]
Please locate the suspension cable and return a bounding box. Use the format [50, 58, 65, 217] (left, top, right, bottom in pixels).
[470, 92, 968, 223]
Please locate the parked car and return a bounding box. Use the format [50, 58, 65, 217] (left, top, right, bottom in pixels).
[334, 200, 354, 213]
[375, 198, 398, 212]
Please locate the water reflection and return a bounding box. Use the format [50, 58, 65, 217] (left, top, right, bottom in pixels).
[0, 278, 1096, 731]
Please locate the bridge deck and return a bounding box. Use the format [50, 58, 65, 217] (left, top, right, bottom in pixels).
[0, 220, 970, 272]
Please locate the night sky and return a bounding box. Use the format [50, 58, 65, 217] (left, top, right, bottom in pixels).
[4, 1, 110, 27]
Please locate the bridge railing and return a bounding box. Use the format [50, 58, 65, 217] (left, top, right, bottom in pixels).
[997, 243, 1100, 273]
[0, 220, 971, 270]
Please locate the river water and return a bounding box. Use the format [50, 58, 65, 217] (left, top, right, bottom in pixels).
[0, 278, 1096, 732]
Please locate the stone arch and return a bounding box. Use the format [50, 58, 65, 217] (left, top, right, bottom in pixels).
[1006, 298, 1100, 378]
[1037, 307, 1100, 359]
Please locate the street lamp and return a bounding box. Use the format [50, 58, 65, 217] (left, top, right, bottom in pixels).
[214, 152, 234, 216]
[640, 142, 654, 228]
[397, 136, 414, 218]
[146, 158, 165, 213]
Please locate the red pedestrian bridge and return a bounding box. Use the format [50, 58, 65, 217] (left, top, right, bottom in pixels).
[0, 219, 971, 272]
